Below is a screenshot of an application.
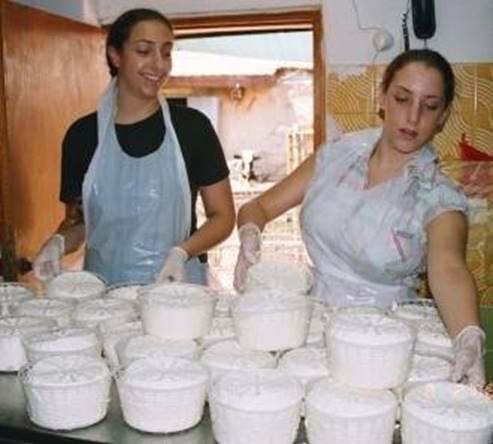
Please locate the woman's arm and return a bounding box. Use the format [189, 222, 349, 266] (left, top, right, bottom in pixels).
[180, 178, 235, 258]
[237, 154, 316, 230]
[426, 210, 480, 337]
[427, 210, 486, 386]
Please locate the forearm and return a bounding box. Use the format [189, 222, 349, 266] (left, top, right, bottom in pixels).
[430, 265, 480, 338]
[55, 221, 85, 255]
[181, 212, 234, 258]
[53, 202, 86, 255]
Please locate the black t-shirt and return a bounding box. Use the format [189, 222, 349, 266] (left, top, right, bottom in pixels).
[60, 104, 229, 240]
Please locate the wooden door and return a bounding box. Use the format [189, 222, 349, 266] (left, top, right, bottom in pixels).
[0, 0, 108, 281]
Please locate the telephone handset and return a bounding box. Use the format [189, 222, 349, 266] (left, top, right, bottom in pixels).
[412, 0, 436, 39]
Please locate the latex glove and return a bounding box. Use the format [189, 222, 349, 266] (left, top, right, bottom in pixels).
[32, 234, 65, 281]
[451, 325, 486, 388]
[233, 223, 262, 292]
[156, 246, 188, 283]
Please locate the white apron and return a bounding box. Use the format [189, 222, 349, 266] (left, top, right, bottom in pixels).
[300, 128, 430, 309]
[82, 80, 206, 285]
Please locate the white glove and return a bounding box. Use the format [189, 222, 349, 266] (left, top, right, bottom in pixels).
[32, 234, 65, 281]
[451, 325, 486, 388]
[156, 246, 188, 283]
[233, 223, 262, 292]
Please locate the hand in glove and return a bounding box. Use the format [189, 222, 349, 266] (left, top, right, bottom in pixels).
[156, 246, 188, 283]
[32, 234, 65, 281]
[233, 223, 262, 292]
[451, 325, 486, 388]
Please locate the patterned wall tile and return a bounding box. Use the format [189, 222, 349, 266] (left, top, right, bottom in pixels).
[452, 64, 476, 117]
[476, 65, 493, 115]
[327, 66, 375, 114]
[474, 64, 493, 154]
[331, 113, 376, 133]
[434, 112, 472, 160]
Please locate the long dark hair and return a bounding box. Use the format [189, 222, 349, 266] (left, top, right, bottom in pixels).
[106, 9, 173, 77]
[382, 49, 455, 107]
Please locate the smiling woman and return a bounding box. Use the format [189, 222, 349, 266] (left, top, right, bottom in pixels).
[32, 8, 235, 287]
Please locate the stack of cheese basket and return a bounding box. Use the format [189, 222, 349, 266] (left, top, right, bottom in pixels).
[0, 263, 491, 443]
[1, 271, 114, 431]
[209, 258, 493, 444]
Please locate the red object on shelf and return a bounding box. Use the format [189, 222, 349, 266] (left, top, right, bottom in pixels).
[459, 133, 493, 161]
[458, 134, 493, 197]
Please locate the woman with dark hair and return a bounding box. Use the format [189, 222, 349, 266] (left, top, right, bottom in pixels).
[33, 8, 235, 285]
[233, 49, 485, 387]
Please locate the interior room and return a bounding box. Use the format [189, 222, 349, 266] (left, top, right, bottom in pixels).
[0, 1, 491, 443]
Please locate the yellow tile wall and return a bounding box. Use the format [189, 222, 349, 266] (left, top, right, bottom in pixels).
[327, 63, 493, 304]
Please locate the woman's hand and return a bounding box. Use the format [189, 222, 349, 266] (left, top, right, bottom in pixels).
[451, 325, 486, 388]
[32, 234, 65, 281]
[233, 223, 262, 292]
[156, 246, 188, 283]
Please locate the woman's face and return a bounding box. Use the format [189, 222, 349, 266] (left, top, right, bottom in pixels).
[379, 62, 449, 155]
[108, 19, 173, 100]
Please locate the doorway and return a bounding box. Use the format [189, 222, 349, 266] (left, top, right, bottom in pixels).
[166, 10, 324, 290]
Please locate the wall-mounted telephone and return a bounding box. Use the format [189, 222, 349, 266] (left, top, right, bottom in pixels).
[412, 0, 436, 39]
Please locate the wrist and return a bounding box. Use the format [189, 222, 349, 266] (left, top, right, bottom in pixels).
[52, 233, 65, 256]
[238, 222, 261, 240]
[454, 325, 486, 341]
[173, 246, 189, 262]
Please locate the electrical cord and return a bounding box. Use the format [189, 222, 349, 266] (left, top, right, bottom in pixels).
[351, 0, 383, 32]
[351, 0, 393, 63]
[402, 0, 411, 50]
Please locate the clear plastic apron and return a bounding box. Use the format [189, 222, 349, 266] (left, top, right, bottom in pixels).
[82, 80, 206, 285]
[300, 132, 423, 309]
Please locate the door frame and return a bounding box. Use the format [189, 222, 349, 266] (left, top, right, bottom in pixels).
[0, 0, 17, 279]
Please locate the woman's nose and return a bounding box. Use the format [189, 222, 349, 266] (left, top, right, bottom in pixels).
[151, 51, 166, 69]
[407, 101, 421, 125]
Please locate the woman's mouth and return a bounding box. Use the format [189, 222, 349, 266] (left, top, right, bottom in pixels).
[399, 128, 418, 139]
[142, 73, 162, 84]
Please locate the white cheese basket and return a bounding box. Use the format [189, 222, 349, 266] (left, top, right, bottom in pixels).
[20, 354, 111, 430]
[115, 355, 209, 433]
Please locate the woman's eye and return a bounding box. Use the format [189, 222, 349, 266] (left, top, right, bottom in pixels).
[425, 103, 439, 111]
[394, 95, 408, 103]
[136, 48, 150, 55]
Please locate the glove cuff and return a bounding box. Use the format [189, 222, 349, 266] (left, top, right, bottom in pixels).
[453, 325, 486, 355]
[238, 222, 261, 241]
[171, 246, 189, 263]
[52, 233, 65, 256]
[454, 325, 486, 341]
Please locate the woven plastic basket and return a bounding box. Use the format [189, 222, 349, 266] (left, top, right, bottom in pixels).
[209, 398, 302, 444]
[0, 283, 33, 316]
[306, 404, 396, 444]
[116, 357, 209, 433]
[23, 328, 101, 363]
[20, 355, 111, 430]
[140, 283, 216, 340]
[46, 270, 106, 302]
[232, 292, 310, 351]
[0, 316, 56, 372]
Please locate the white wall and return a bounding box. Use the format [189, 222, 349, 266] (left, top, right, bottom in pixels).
[11, 0, 493, 63]
[12, 0, 99, 25]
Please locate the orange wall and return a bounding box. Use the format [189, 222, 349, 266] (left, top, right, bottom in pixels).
[1, 0, 108, 279]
